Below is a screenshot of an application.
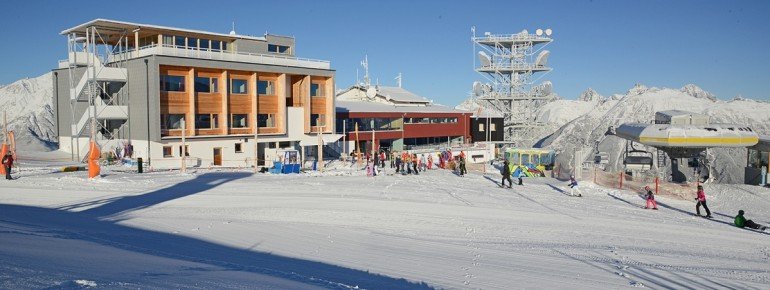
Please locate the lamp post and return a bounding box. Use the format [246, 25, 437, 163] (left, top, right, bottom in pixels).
[401, 113, 407, 151]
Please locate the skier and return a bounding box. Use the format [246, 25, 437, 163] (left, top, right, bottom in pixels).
[390, 151, 396, 168]
[2, 152, 13, 180]
[644, 185, 658, 210]
[380, 151, 386, 168]
[501, 159, 512, 188]
[427, 153, 434, 170]
[695, 185, 712, 218]
[458, 156, 467, 176]
[518, 176, 523, 186]
[420, 154, 427, 171]
[405, 153, 412, 174]
[568, 175, 581, 197]
[395, 153, 402, 173]
[734, 210, 767, 231]
[412, 154, 419, 175]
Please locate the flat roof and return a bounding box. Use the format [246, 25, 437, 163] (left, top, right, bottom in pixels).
[336, 101, 469, 114]
[61, 18, 269, 42]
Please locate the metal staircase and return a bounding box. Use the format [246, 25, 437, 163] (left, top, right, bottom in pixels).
[66, 26, 131, 162]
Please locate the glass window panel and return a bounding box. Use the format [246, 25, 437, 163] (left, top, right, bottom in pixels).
[257, 114, 275, 128]
[311, 83, 324, 97]
[231, 114, 248, 128]
[163, 35, 173, 46]
[200, 39, 209, 49]
[187, 37, 197, 48]
[166, 114, 185, 129]
[160, 75, 185, 92]
[211, 40, 221, 50]
[231, 79, 248, 94]
[174, 36, 185, 47]
[257, 80, 275, 95]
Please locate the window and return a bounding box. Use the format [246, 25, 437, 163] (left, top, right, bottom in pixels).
[311, 83, 325, 97]
[311, 114, 326, 127]
[163, 35, 173, 46]
[160, 75, 185, 92]
[268, 44, 290, 54]
[163, 114, 186, 130]
[231, 114, 248, 128]
[257, 80, 275, 95]
[234, 143, 243, 153]
[479, 123, 485, 132]
[178, 145, 189, 157]
[195, 114, 218, 129]
[163, 146, 173, 157]
[212, 40, 221, 50]
[200, 39, 209, 50]
[187, 37, 198, 49]
[279, 141, 291, 148]
[174, 36, 185, 47]
[490, 123, 496, 131]
[257, 114, 275, 128]
[195, 77, 218, 93]
[231, 79, 248, 94]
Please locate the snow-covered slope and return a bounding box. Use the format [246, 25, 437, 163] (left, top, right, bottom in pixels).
[0, 73, 56, 151]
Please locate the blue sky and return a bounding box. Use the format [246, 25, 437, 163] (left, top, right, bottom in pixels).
[1, 0, 768, 104]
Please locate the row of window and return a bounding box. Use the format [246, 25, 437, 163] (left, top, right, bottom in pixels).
[161, 113, 276, 130]
[335, 118, 403, 133]
[268, 44, 290, 54]
[478, 123, 497, 132]
[160, 75, 280, 96]
[163, 35, 228, 51]
[405, 117, 458, 124]
[163, 141, 295, 158]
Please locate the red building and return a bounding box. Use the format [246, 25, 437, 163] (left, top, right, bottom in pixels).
[336, 85, 471, 153]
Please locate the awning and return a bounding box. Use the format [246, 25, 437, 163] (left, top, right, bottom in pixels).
[298, 134, 344, 147]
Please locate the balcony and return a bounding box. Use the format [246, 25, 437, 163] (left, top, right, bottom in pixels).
[106, 44, 330, 70]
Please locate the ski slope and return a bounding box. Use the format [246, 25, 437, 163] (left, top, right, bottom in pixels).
[1, 164, 769, 289]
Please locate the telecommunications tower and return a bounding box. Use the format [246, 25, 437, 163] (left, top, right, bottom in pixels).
[472, 27, 554, 146]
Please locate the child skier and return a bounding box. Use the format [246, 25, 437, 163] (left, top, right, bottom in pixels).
[644, 185, 658, 210]
[695, 185, 712, 218]
[568, 175, 581, 197]
[734, 210, 767, 231]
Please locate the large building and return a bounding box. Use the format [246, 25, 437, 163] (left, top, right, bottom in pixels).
[335, 84, 471, 153]
[52, 19, 336, 168]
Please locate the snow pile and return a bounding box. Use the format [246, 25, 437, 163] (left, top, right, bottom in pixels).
[0, 73, 56, 151]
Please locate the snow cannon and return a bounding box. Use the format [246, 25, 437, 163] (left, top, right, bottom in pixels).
[0, 143, 7, 175]
[87, 141, 101, 178]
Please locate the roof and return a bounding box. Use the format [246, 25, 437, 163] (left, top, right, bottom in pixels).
[61, 18, 269, 42]
[336, 101, 469, 114]
[375, 86, 431, 104]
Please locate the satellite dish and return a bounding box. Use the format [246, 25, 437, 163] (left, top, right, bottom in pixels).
[545, 28, 553, 36]
[521, 29, 529, 35]
[365, 87, 377, 99]
[536, 29, 543, 36]
[472, 81, 482, 96]
[477, 51, 491, 67]
[535, 50, 550, 67]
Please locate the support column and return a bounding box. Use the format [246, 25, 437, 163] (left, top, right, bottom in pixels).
[188, 68, 196, 136]
[134, 30, 140, 51]
[221, 71, 231, 133]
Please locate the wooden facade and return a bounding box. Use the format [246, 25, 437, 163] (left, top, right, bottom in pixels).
[159, 65, 333, 138]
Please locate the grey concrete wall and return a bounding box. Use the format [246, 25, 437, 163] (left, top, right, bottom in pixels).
[126, 57, 161, 143]
[265, 35, 295, 56]
[232, 39, 267, 54]
[51, 67, 88, 138]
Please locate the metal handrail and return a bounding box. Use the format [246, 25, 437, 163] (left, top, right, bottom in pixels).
[107, 43, 330, 64]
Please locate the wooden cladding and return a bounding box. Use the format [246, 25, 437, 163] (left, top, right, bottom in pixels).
[159, 65, 333, 138]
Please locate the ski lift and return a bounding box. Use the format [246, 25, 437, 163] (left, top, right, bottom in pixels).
[623, 141, 653, 172]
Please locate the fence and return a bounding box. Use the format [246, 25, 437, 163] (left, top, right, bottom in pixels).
[587, 167, 699, 200]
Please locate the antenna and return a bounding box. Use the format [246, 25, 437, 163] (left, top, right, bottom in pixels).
[229, 22, 236, 35]
[360, 55, 370, 88]
[395, 73, 402, 88]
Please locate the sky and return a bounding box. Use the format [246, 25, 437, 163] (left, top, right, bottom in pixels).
[0, 0, 769, 105]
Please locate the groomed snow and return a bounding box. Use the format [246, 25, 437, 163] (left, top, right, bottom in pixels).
[1, 162, 769, 289]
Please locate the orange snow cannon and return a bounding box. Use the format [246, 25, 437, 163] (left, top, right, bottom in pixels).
[87, 141, 101, 179]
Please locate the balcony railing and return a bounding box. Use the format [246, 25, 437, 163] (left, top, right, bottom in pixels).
[105, 44, 331, 69]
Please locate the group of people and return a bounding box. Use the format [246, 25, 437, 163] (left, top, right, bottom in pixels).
[363, 149, 470, 177]
[642, 184, 766, 231]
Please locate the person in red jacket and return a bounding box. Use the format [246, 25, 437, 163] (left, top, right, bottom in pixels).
[695, 185, 711, 218]
[2, 152, 13, 180]
[644, 186, 658, 210]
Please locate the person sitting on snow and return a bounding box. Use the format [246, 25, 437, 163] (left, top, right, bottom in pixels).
[735, 210, 767, 231]
[644, 186, 658, 210]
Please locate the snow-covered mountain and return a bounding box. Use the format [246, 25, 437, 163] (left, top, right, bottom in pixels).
[458, 84, 770, 183]
[0, 73, 56, 152]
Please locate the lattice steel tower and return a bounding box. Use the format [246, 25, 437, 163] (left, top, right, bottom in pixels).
[472, 28, 554, 146]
